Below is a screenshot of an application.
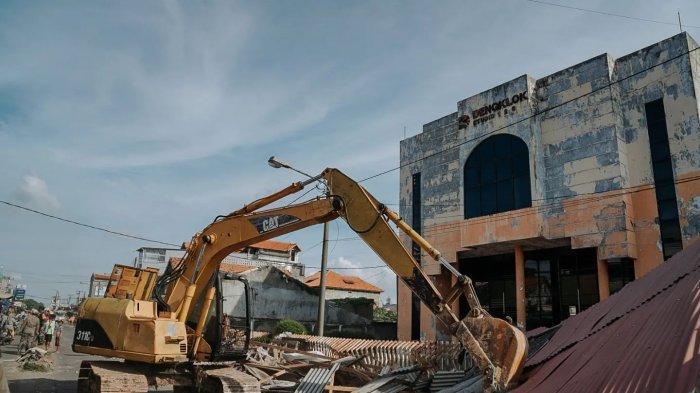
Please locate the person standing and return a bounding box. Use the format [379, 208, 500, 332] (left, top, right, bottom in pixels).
[19, 309, 40, 348]
[43, 314, 55, 351]
[54, 320, 63, 350]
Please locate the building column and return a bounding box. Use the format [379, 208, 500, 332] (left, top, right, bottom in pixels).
[514, 245, 526, 330]
[396, 279, 412, 341]
[597, 257, 610, 301]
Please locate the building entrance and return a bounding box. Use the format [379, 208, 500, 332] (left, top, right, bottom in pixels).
[458, 253, 517, 323]
[459, 246, 599, 329]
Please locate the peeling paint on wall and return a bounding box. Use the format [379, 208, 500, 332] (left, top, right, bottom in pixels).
[398, 33, 700, 339]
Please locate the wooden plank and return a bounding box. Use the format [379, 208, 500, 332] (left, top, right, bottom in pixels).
[259, 369, 287, 385]
[323, 386, 356, 392]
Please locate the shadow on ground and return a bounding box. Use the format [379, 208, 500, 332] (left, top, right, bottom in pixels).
[8, 378, 75, 393]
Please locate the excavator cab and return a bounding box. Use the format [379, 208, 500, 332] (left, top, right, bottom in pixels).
[211, 273, 252, 360]
[185, 271, 253, 362]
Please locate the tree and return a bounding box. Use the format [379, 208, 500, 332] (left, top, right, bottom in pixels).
[22, 298, 45, 311]
[373, 306, 397, 322]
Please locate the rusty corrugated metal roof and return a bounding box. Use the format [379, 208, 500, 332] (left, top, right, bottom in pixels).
[515, 240, 700, 393]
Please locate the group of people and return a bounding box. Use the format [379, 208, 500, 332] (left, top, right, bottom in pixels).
[1, 307, 64, 352]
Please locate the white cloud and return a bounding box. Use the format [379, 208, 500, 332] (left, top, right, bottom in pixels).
[13, 174, 61, 211]
[0, 2, 379, 170]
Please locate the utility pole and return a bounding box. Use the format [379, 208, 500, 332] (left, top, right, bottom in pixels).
[678, 11, 682, 32]
[316, 221, 330, 336]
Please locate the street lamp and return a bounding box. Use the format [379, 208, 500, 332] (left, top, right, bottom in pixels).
[267, 156, 316, 180]
[267, 156, 329, 336]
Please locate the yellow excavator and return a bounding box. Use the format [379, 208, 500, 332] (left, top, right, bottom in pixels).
[73, 167, 527, 392]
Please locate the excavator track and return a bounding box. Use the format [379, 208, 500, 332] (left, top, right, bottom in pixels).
[77, 361, 260, 393]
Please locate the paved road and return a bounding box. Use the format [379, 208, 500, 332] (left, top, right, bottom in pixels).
[2, 325, 99, 392]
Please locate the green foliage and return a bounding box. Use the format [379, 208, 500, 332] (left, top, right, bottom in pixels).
[273, 319, 307, 335]
[328, 297, 373, 308]
[22, 299, 45, 311]
[22, 361, 51, 372]
[326, 328, 376, 339]
[373, 307, 397, 322]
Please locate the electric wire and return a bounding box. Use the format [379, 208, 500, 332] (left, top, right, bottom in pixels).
[0, 200, 180, 247]
[305, 264, 389, 270]
[307, 175, 700, 243]
[358, 45, 700, 183]
[327, 221, 340, 259]
[524, 0, 700, 29]
[285, 186, 318, 207]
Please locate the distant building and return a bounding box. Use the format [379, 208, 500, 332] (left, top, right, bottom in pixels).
[222, 265, 380, 335]
[88, 273, 111, 297]
[304, 270, 383, 306]
[382, 299, 398, 314]
[224, 240, 304, 275]
[0, 275, 13, 299]
[158, 240, 304, 276]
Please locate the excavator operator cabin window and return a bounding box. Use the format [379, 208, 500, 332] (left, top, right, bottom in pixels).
[464, 134, 531, 219]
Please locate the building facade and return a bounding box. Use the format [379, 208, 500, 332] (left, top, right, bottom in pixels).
[224, 240, 304, 276]
[150, 240, 304, 276]
[88, 273, 111, 298]
[397, 33, 700, 340]
[222, 266, 374, 333]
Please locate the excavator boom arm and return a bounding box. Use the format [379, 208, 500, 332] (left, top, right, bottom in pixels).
[165, 168, 526, 391]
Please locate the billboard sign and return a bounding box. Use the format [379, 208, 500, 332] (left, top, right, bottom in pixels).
[13, 288, 25, 300]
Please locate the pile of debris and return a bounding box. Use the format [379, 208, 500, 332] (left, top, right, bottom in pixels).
[235, 334, 481, 392]
[16, 347, 53, 372]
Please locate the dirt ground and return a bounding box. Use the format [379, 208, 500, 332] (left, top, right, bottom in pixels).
[1, 325, 99, 392]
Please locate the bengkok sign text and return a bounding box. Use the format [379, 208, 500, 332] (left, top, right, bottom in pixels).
[459, 91, 528, 128]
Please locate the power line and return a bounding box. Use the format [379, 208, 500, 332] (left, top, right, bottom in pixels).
[0, 200, 180, 247]
[6, 270, 89, 278]
[524, 0, 700, 29]
[304, 175, 700, 243]
[387, 175, 700, 208]
[305, 264, 389, 270]
[358, 46, 700, 183]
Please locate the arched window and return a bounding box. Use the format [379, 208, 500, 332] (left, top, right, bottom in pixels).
[464, 134, 531, 219]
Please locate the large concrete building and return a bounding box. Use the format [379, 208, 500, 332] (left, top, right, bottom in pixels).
[397, 33, 700, 340]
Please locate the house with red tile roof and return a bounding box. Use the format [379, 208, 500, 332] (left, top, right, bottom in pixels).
[304, 270, 383, 306]
[151, 239, 304, 277]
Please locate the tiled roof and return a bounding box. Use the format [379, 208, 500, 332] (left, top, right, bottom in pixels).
[91, 273, 112, 281]
[219, 263, 256, 275]
[304, 270, 382, 293]
[248, 239, 300, 252]
[516, 239, 700, 393]
[168, 257, 255, 275]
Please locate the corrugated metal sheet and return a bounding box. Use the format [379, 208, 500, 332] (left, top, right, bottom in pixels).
[435, 374, 483, 393]
[282, 335, 465, 374]
[515, 240, 700, 393]
[429, 370, 467, 392]
[294, 364, 339, 393]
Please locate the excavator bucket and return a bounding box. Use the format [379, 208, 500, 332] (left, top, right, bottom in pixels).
[460, 315, 528, 390]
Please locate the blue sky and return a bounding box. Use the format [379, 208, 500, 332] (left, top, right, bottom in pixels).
[1, 0, 699, 303]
